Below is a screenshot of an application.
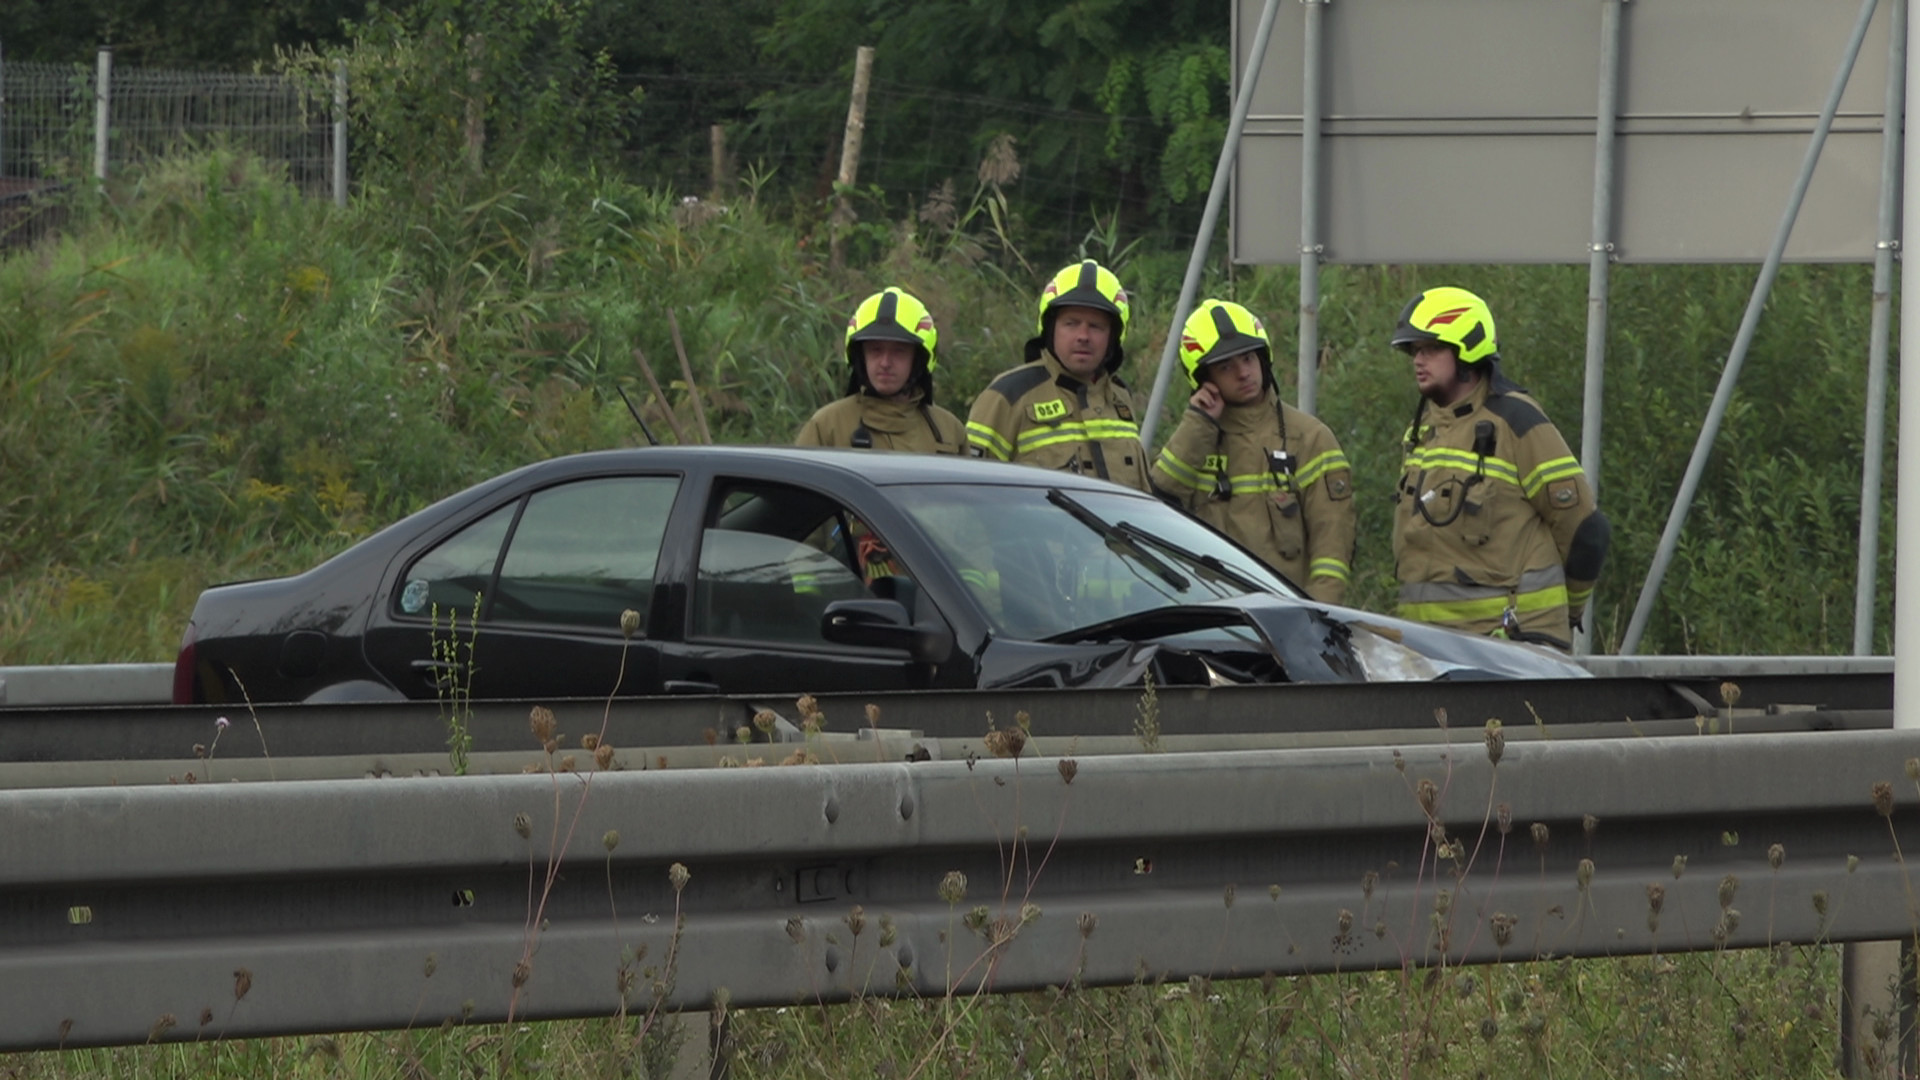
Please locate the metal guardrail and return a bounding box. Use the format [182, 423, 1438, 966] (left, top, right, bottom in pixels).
[3, 727, 1917, 1051]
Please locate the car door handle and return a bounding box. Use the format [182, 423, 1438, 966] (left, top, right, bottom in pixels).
[663, 679, 721, 695]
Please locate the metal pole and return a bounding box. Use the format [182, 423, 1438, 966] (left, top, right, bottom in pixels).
[1139, 0, 1285, 449]
[1576, 0, 1625, 656]
[1619, 0, 1880, 654]
[1, 38, 8, 181]
[1296, 0, 1326, 416]
[332, 60, 347, 209]
[1899, 0, 1920, 729]
[93, 47, 111, 185]
[1856, 0, 1905, 655]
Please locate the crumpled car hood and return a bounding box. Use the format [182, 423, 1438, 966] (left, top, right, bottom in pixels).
[982, 594, 1588, 688]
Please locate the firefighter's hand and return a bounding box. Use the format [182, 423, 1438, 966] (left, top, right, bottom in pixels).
[1189, 384, 1225, 419]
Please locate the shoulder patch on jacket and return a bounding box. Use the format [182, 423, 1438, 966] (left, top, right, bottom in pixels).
[1483, 394, 1548, 438]
[984, 365, 1053, 405]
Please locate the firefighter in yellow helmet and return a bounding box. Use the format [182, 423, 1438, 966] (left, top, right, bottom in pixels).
[1151, 300, 1356, 604]
[965, 260, 1151, 491]
[1391, 286, 1611, 649]
[795, 287, 966, 453]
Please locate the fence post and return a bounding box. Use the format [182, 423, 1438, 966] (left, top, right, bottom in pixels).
[93, 47, 111, 185]
[1, 37, 8, 181]
[709, 123, 729, 200]
[332, 60, 348, 208]
[829, 44, 875, 271]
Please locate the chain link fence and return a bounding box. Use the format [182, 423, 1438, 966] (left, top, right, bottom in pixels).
[1, 52, 341, 249]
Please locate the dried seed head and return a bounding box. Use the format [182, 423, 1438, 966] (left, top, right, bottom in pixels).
[1434, 707, 1449, 731]
[1718, 874, 1738, 910]
[938, 870, 968, 905]
[879, 915, 897, 947]
[669, 862, 691, 893]
[595, 744, 615, 770]
[963, 906, 990, 933]
[1768, 843, 1785, 871]
[796, 695, 820, 724]
[559, 755, 576, 773]
[1416, 778, 1438, 816]
[513, 812, 533, 840]
[1269, 884, 1282, 901]
[1907, 757, 1920, 782]
[1873, 781, 1896, 818]
[1496, 803, 1513, 835]
[1849, 854, 1860, 873]
[193, 743, 206, 759]
[1531, 822, 1550, 852]
[234, 968, 253, 1000]
[1392, 748, 1406, 773]
[1000, 726, 1028, 757]
[1362, 870, 1378, 900]
[1484, 719, 1504, 766]
[1713, 908, 1741, 943]
[511, 960, 531, 988]
[1672, 855, 1688, 879]
[529, 706, 556, 743]
[1078, 911, 1098, 939]
[1336, 908, 1354, 935]
[785, 917, 806, 944]
[543, 739, 559, 756]
[753, 710, 776, 732]
[1490, 913, 1516, 948]
[1647, 883, 1666, 915]
[149, 1014, 177, 1041]
[865, 703, 881, 727]
[1576, 859, 1594, 891]
[1020, 902, 1042, 926]
[845, 905, 866, 937]
[581, 733, 600, 751]
[599, 828, 621, 853]
[1812, 890, 1829, 918]
[620, 608, 641, 639]
[1434, 889, 1453, 917]
[1058, 758, 1078, 785]
[1583, 814, 1599, 840]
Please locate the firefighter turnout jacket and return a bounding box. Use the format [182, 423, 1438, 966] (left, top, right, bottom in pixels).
[966, 352, 1151, 491]
[1152, 390, 1355, 604]
[795, 391, 967, 454]
[1392, 376, 1610, 646]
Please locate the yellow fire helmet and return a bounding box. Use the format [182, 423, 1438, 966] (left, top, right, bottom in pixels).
[845, 286, 938, 371]
[1391, 286, 1499, 365]
[1034, 259, 1131, 337]
[1178, 299, 1271, 389]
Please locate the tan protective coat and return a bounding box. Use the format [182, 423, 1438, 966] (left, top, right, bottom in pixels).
[964, 352, 1150, 491]
[795, 392, 967, 454]
[1153, 390, 1356, 604]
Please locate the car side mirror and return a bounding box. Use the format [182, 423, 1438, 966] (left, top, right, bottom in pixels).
[821, 598, 953, 663]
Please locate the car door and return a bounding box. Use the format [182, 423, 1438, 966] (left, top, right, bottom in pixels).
[654, 476, 942, 697]
[364, 473, 683, 700]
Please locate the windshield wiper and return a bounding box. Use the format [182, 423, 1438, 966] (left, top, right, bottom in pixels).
[1046, 489, 1190, 592]
[1108, 520, 1269, 595]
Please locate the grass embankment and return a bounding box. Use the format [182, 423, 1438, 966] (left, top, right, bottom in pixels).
[0, 151, 1891, 662]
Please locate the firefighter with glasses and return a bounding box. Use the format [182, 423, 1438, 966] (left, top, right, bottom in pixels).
[965, 260, 1151, 491]
[1391, 286, 1611, 649]
[796, 286, 966, 453]
[1152, 299, 1355, 604]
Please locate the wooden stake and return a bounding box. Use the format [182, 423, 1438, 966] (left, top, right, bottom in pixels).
[633, 347, 690, 445]
[666, 309, 713, 445]
[710, 124, 730, 200]
[829, 45, 875, 270]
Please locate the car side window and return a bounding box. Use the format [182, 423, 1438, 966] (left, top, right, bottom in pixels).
[396, 503, 518, 620]
[692, 481, 889, 644]
[396, 476, 679, 632]
[491, 476, 680, 632]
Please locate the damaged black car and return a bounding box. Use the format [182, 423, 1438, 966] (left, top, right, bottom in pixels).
[175, 447, 1585, 705]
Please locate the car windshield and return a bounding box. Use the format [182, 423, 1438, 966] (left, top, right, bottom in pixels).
[889, 483, 1300, 639]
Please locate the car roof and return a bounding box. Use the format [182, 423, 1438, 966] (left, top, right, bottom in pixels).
[514, 444, 1145, 494]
